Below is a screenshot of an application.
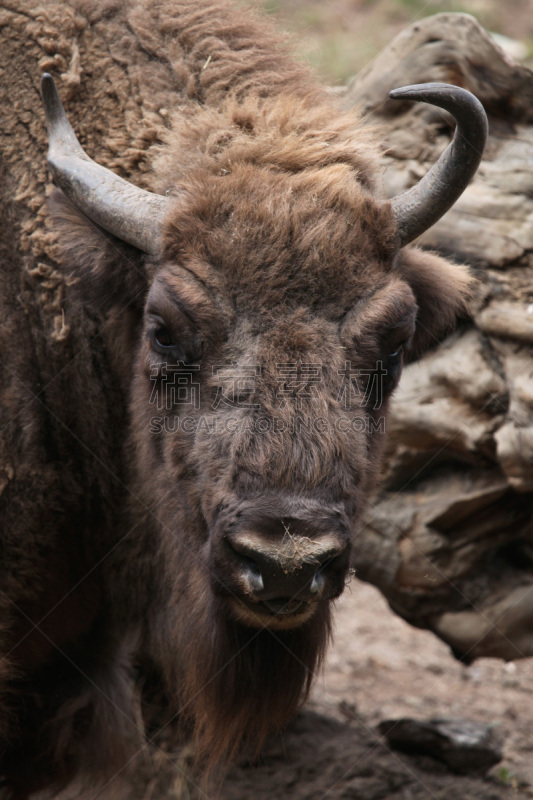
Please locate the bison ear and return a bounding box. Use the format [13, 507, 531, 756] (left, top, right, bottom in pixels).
[398, 247, 475, 361]
[48, 188, 149, 315]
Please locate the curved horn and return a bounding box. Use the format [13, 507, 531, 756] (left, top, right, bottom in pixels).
[389, 83, 488, 247]
[40, 73, 168, 255]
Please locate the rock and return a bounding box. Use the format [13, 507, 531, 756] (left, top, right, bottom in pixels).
[341, 11, 533, 663]
[378, 717, 503, 775]
[435, 586, 533, 661]
[476, 303, 533, 344]
[343, 13, 533, 122]
[495, 422, 533, 491]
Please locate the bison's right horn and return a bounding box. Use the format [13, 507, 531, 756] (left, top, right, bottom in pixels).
[40, 73, 168, 255]
[389, 83, 488, 247]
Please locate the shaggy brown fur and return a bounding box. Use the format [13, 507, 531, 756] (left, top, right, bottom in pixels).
[0, 0, 473, 795]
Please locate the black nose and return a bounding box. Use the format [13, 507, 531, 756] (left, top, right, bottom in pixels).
[227, 529, 346, 610]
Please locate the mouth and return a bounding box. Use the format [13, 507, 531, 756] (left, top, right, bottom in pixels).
[229, 596, 318, 630]
[261, 597, 306, 615]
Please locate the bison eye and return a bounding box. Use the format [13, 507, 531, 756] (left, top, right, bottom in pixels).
[153, 325, 174, 350]
[386, 347, 403, 364]
[382, 346, 404, 392]
[148, 320, 202, 364]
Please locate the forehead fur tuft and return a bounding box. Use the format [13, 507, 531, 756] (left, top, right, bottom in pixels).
[155, 94, 396, 316]
[154, 93, 383, 195]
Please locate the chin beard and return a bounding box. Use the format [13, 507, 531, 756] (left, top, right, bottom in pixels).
[177, 592, 332, 770]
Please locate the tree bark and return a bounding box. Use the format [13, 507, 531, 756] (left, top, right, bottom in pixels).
[342, 13, 533, 662]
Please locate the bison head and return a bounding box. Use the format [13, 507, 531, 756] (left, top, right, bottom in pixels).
[42, 75, 486, 764]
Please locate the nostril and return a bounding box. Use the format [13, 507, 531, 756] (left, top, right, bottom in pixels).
[310, 569, 325, 595]
[225, 529, 349, 605]
[236, 553, 264, 594]
[245, 563, 264, 593]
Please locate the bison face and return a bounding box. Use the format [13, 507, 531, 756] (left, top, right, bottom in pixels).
[44, 74, 482, 636]
[129, 164, 422, 632]
[50, 182, 472, 774]
[44, 75, 482, 763]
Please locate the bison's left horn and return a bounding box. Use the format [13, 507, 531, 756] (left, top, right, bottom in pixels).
[40, 73, 168, 255]
[389, 83, 488, 247]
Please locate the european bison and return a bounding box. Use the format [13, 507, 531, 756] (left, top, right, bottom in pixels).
[0, 0, 486, 795]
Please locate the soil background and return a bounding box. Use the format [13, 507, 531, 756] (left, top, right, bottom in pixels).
[217, 579, 533, 799]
